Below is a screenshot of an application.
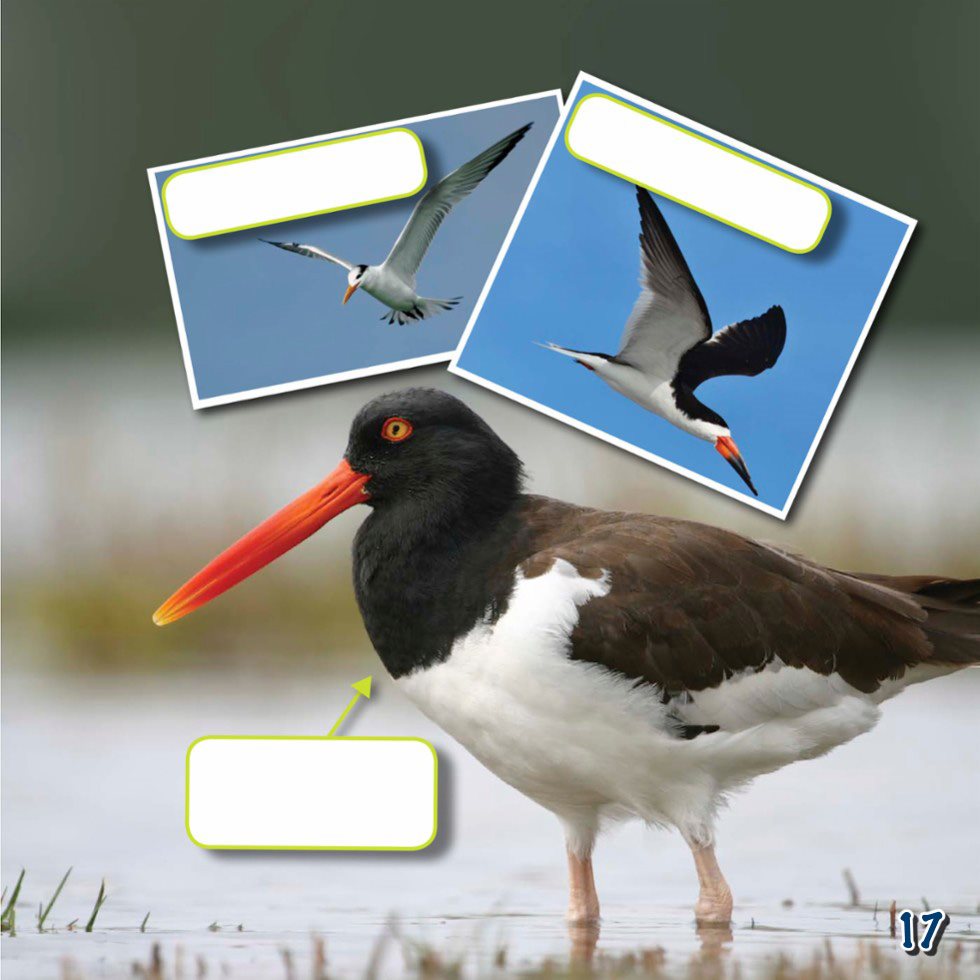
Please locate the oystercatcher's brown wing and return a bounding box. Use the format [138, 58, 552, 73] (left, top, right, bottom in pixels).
[512, 496, 978, 697]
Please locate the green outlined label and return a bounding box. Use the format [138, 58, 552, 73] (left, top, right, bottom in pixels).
[162, 128, 427, 240]
[565, 93, 831, 254]
[185, 735, 438, 851]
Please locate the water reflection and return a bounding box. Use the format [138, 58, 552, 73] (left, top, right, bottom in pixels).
[566, 919, 734, 972]
[568, 918, 601, 961]
[695, 921, 734, 957]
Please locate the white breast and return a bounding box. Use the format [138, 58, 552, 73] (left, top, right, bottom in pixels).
[363, 266, 418, 310]
[398, 560, 676, 814]
[396, 558, 889, 842]
[396, 560, 713, 836]
[591, 361, 725, 441]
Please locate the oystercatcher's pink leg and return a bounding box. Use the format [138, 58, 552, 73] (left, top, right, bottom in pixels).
[687, 839, 733, 926]
[566, 847, 600, 924]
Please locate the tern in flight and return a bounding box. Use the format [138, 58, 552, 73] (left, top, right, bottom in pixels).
[543, 186, 787, 496]
[262, 123, 532, 325]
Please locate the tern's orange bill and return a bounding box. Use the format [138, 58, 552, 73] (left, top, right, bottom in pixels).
[714, 436, 758, 497]
[342, 283, 359, 305]
[153, 459, 370, 627]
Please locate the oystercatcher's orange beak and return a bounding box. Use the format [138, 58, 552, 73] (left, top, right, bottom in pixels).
[342, 282, 359, 305]
[715, 436, 758, 497]
[153, 459, 370, 626]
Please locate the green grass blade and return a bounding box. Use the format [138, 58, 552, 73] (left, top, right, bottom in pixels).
[140, 911, 150, 933]
[84, 879, 107, 933]
[37, 867, 72, 931]
[1, 869, 25, 926]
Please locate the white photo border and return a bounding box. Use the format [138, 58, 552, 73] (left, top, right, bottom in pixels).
[448, 71, 916, 520]
[147, 89, 564, 410]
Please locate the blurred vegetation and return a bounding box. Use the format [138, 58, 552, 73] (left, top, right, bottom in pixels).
[3, 571, 369, 674]
[3, 335, 979, 674]
[38, 926, 980, 979]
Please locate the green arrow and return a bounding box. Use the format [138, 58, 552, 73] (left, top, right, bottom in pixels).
[327, 676, 373, 736]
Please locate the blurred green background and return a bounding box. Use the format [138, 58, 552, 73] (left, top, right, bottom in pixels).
[3, 0, 978, 672]
[4, 0, 978, 340]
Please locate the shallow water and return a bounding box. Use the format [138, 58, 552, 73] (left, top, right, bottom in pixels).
[2, 667, 978, 977]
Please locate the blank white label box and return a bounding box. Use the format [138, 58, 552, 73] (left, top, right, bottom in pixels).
[162, 128, 427, 240]
[565, 94, 831, 254]
[186, 736, 438, 850]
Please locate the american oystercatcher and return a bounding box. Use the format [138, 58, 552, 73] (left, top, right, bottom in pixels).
[543, 187, 787, 496]
[154, 388, 978, 927]
[261, 123, 532, 325]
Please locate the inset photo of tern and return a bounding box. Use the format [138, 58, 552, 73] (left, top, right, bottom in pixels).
[451, 79, 915, 516]
[263, 123, 532, 325]
[148, 92, 561, 407]
[543, 187, 786, 496]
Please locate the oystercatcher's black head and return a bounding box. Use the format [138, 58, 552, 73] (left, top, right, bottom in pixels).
[345, 388, 523, 512]
[153, 388, 523, 626]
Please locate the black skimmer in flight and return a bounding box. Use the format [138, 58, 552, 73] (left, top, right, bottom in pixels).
[261, 123, 532, 325]
[154, 388, 978, 929]
[543, 187, 787, 496]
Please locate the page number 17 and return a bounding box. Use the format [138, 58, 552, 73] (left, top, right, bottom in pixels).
[899, 909, 950, 956]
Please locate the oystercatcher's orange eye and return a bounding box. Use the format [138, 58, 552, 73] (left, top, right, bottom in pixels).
[381, 417, 413, 443]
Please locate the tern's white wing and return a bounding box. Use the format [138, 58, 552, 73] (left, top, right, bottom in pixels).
[615, 188, 712, 375]
[382, 123, 531, 285]
[261, 239, 354, 271]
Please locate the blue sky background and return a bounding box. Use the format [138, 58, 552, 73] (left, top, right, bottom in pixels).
[157, 96, 559, 400]
[455, 81, 912, 512]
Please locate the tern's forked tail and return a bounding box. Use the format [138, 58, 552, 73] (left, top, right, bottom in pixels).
[381, 297, 462, 325]
[537, 341, 612, 373]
